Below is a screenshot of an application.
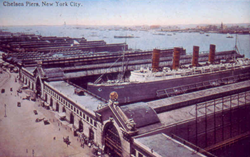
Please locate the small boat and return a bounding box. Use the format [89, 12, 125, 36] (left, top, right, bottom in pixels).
[114, 35, 139, 38]
[226, 33, 234, 38]
[206, 34, 209, 36]
[152, 33, 165, 35]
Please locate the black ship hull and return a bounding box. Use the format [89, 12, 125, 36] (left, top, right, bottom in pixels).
[87, 67, 250, 104]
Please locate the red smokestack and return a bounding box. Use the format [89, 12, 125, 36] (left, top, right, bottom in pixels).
[208, 44, 216, 64]
[152, 49, 160, 72]
[192, 46, 199, 67]
[172, 47, 181, 70]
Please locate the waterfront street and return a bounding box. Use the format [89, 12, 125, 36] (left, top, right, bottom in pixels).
[0, 68, 96, 157]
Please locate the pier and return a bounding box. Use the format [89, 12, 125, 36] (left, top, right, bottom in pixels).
[1, 31, 249, 157]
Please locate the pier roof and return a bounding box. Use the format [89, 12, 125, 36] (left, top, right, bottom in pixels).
[43, 68, 64, 81]
[134, 80, 250, 134]
[148, 80, 250, 114]
[47, 81, 105, 113]
[120, 102, 160, 128]
[135, 133, 205, 157]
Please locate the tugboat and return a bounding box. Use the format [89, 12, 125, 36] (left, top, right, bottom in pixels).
[87, 45, 250, 104]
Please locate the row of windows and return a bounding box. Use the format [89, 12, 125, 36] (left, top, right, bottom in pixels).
[44, 85, 97, 128]
[21, 71, 34, 81]
[21, 74, 34, 83]
[21, 72, 98, 129]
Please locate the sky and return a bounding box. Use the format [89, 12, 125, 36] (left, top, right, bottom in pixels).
[0, 0, 249, 26]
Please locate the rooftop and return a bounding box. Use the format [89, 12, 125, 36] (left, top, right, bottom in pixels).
[135, 133, 205, 157]
[136, 80, 250, 134]
[47, 81, 106, 114]
[120, 102, 160, 128]
[148, 80, 250, 113]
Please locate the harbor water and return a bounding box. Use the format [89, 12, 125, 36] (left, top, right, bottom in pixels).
[1, 25, 249, 58]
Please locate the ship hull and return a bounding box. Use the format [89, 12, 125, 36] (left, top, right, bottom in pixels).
[87, 67, 250, 104]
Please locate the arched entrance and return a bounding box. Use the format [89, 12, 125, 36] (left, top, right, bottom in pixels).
[50, 97, 53, 107]
[36, 77, 42, 97]
[56, 103, 59, 112]
[103, 122, 122, 157]
[70, 112, 74, 124]
[45, 94, 48, 103]
[62, 106, 66, 112]
[89, 128, 94, 141]
[79, 120, 83, 132]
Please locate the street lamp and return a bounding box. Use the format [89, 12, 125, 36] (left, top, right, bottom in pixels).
[4, 104, 7, 117]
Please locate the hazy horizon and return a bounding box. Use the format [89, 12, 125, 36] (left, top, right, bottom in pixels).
[0, 0, 249, 26]
[1, 22, 249, 27]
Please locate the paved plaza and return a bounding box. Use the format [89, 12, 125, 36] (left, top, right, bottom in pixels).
[0, 68, 97, 157]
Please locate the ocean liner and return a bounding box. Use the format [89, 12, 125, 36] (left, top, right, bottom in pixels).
[87, 45, 250, 104]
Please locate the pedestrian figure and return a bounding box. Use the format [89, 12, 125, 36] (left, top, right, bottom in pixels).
[54, 137, 56, 140]
[59, 128, 60, 131]
[26, 149, 28, 153]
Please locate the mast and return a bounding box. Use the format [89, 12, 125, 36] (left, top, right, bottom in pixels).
[120, 35, 127, 81]
[234, 34, 240, 54]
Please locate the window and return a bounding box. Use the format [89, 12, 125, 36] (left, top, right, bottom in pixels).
[90, 119, 93, 124]
[83, 114, 85, 119]
[74, 107, 76, 112]
[80, 112, 82, 117]
[77, 109, 79, 114]
[71, 105, 73, 110]
[94, 121, 97, 127]
[87, 116, 89, 122]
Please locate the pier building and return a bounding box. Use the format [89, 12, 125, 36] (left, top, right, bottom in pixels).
[1, 32, 250, 157]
